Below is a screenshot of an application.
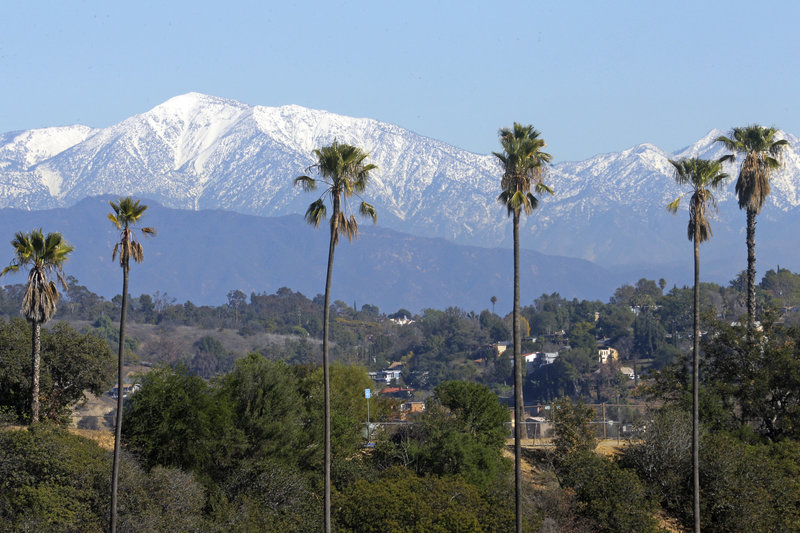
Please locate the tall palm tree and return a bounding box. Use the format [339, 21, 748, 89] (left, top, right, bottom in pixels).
[715, 126, 789, 326]
[493, 123, 552, 533]
[108, 197, 155, 533]
[294, 141, 377, 533]
[0, 229, 73, 424]
[668, 157, 729, 533]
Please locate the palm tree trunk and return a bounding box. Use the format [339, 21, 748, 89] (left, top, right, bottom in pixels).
[30, 320, 41, 424]
[110, 261, 129, 533]
[692, 231, 701, 533]
[513, 210, 523, 533]
[322, 199, 339, 533]
[746, 208, 757, 327]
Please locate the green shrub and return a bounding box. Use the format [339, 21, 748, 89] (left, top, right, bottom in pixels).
[558, 451, 660, 533]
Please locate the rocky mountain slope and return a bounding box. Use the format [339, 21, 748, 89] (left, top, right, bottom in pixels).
[1, 93, 798, 295]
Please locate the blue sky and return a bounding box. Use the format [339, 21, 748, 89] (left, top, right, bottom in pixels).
[1, 0, 798, 162]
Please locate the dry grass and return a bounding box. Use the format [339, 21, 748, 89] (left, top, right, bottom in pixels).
[504, 437, 630, 455]
[70, 428, 115, 450]
[1, 424, 115, 451]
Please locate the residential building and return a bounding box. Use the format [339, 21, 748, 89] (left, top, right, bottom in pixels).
[369, 369, 403, 384]
[598, 346, 619, 364]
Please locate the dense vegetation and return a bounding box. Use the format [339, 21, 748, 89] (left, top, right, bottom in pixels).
[1, 267, 799, 530]
[4, 265, 799, 400]
[0, 124, 796, 531]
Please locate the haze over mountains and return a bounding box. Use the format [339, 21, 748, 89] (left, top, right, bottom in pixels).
[0, 93, 798, 310]
[0, 197, 615, 312]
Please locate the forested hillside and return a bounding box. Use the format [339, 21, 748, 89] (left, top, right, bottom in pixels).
[2, 269, 800, 530]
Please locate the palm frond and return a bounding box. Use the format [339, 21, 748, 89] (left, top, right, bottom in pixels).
[497, 190, 514, 217]
[31, 231, 45, 255]
[509, 190, 528, 212]
[344, 214, 359, 243]
[524, 192, 539, 215]
[0, 265, 19, 276]
[666, 197, 681, 214]
[294, 175, 318, 192]
[769, 138, 790, 157]
[56, 271, 69, 292]
[714, 135, 738, 153]
[717, 154, 736, 165]
[359, 202, 377, 223]
[304, 199, 327, 227]
[133, 241, 144, 263]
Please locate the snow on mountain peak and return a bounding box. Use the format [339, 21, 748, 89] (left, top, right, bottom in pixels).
[1, 93, 799, 271]
[150, 92, 246, 118]
[138, 93, 251, 173]
[0, 125, 96, 169]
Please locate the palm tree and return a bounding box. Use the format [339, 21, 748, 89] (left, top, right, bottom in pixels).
[667, 157, 729, 533]
[294, 141, 377, 533]
[493, 123, 552, 533]
[490, 295, 497, 314]
[108, 197, 155, 533]
[0, 229, 73, 424]
[715, 126, 789, 326]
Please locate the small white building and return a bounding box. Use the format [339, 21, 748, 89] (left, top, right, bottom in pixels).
[524, 352, 559, 371]
[389, 316, 415, 326]
[369, 369, 403, 384]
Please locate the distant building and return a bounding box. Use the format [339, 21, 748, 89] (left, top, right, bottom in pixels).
[598, 346, 619, 364]
[491, 341, 511, 356]
[401, 401, 425, 414]
[369, 369, 403, 384]
[523, 352, 559, 372]
[379, 387, 415, 399]
[389, 315, 415, 326]
[109, 383, 141, 399]
[620, 366, 636, 380]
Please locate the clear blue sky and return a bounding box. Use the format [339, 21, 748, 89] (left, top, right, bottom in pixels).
[1, 0, 798, 162]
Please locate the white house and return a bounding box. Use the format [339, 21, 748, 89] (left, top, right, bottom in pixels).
[369, 369, 403, 384]
[389, 316, 415, 326]
[523, 352, 559, 372]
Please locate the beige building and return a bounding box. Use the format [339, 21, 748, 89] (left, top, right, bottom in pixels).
[598, 346, 619, 364]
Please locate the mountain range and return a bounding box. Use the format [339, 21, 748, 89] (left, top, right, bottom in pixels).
[0, 197, 616, 313]
[0, 93, 798, 310]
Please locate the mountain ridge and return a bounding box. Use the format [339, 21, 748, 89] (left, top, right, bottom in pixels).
[1, 92, 799, 289]
[0, 197, 619, 312]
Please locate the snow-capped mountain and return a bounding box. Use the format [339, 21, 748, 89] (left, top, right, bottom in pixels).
[1, 92, 798, 282]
